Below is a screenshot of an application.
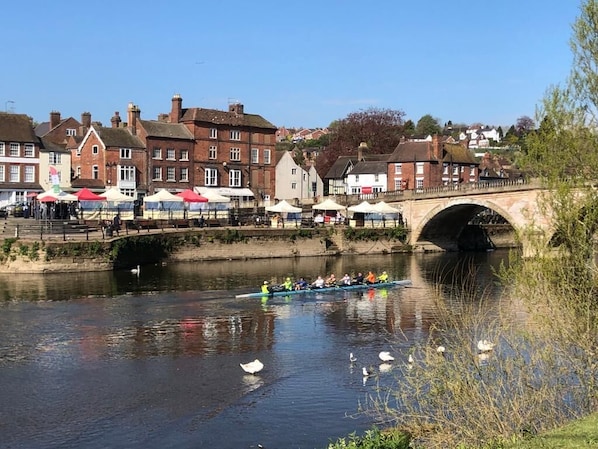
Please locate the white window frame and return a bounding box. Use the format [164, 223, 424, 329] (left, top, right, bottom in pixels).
[416, 162, 424, 175]
[180, 167, 189, 182]
[166, 166, 176, 181]
[0, 165, 4, 182]
[92, 165, 99, 179]
[10, 143, 20, 157]
[470, 166, 476, 176]
[394, 178, 403, 190]
[153, 167, 162, 181]
[0, 142, 5, 156]
[229, 169, 241, 187]
[180, 149, 189, 161]
[209, 128, 217, 139]
[264, 149, 271, 164]
[416, 178, 424, 190]
[76, 166, 81, 178]
[230, 130, 241, 141]
[251, 148, 259, 163]
[395, 163, 402, 175]
[205, 168, 218, 186]
[92, 145, 99, 155]
[24, 143, 34, 157]
[209, 146, 217, 160]
[76, 147, 81, 156]
[119, 166, 135, 182]
[166, 148, 176, 160]
[49, 152, 61, 165]
[291, 168, 297, 175]
[66, 128, 77, 136]
[443, 163, 449, 174]
[152, 148, 162, 159]
[291, 182, 297, 190]
[9, 165, 19, 182]
[230, 147, 240, 161]
[120, 148, 132, 159]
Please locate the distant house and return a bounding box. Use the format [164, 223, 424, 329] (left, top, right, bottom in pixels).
[276, 126, 291, 142]
[466, 125, 501, 149]
[478, 152, 524, 182]
[275, 151, 323, 203]
[387, 135, 479, 191]
[0, 112, 43, 206]
[345, 159, 389, 195]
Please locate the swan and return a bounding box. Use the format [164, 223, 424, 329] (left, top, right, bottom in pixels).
[378, 351, 395, 362]
[362, 366, 373, 377]
[131, 265, 140, 275]
[240, 359, 264, 374]
[477, 339, 495, 352]
[408, 354, 414, 364]
[436, 345, 446, 354]
[379, 363, 392, 373]
[349, 352, 357, 363]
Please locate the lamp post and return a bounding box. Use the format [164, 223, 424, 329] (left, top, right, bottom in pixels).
[4, 100, 14, 113]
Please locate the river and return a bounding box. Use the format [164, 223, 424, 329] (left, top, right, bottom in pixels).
[0, 250, 510, 449]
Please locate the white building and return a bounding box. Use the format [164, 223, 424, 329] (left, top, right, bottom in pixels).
[275, 151, 323, 203]
[345, 160, 388, 196]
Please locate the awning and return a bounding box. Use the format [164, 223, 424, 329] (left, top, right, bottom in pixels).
[196, 187, 254, 197]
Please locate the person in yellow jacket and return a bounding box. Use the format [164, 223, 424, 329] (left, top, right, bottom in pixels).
[377, 271, 389, 282]
[261, 281, 270, 294]
[283, 277, 293, 291]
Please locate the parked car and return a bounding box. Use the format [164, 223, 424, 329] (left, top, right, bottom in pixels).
[4, 202, 25, 217]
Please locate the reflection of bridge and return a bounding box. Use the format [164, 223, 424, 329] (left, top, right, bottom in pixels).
[382, 179, 551, 256]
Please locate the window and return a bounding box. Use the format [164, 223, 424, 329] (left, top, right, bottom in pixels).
[394, 178, 403, 190]
[205, 168, 218, 186]
[443, 163, 449, 174]
[229, 169, 241, 187]
[0, 142, 4, 156]
[291, 182, 297, 189]
[416, 178, 424, 190]
[264, 149, 271, 164]
[120, 148, 131, 159]
[180, 149, 189, 161]
[230, 147, 240, 161]
[0, 165, 4, 182]
[10, 143, 19, 157]
[251, 148, 259, 163]
[470, 166, 476, 176]
[24, 144, 34, 157]
[166, 148, 175, 160]
[167, 167, 176, 181]
[355, 175, 359, 182]
[453, 166, 459, 175]
[153, 167, 162, 181]
[291, 168, 297, 175]
[49, 152, 61, 165]
[76, 147, 81, 156]
[209, 146, 217, 159]
[9, 165, 19, 182]
[395, 163, 402, 175]
[92, 165, 99, 179]
[76, 166, 81, 178]
[374, 174, 379, 182]
[92, 145, 99, 155]
[416, 162, 424, 175]
[66, 128, 77, 136]
[152, 147, 162, 159]
[230, 130, 240, 141]
[209, 128, 217, 139]
[180, 167, 189, 182]
[119, 166, 135, 182]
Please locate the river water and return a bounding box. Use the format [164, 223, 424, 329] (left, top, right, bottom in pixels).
[0, 251, 510, 449]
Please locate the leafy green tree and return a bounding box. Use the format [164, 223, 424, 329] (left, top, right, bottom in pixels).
[403, 119, 415, 136]
[415, 114, 442, 136]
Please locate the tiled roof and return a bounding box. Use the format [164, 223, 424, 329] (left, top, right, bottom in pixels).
[324, 156, 357, 179]
[180, 108, 277, 130]
[139, 120, 194, 140]
[34, 122, 50, 137]
[349, 160, 389, 175]
[442, 143, 478, 164]
[0, 113, 38, 143]
[40, 137, 70, 154]
[95, 127, 145, 148]
[71, 178, 107, 188]
[388, 141, 437, 163]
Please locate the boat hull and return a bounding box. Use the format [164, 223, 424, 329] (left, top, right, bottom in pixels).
[235, 279, 412, 299]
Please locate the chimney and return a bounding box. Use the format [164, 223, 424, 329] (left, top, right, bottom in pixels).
[81, 112, 91, 129]
[357, 142, 368, 161]
[127, 103, 140, 134]
[170, 93, 182, 123]
[50, 111, 61, 129]
[229, 103, 244, 115]
[432, 134, 441, 160]
[111, 111, 122, 128]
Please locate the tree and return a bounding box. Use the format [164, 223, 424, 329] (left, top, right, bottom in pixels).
[515, 115, 535, 135]
[315, 107, 406, 176]
[415, 114, 442, 136]
[403, 119, 415, 137]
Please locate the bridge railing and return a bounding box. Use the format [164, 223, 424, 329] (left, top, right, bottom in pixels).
[338, 178, 535, 205]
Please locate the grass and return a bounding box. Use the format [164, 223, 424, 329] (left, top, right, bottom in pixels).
[505, 412, 598, 448]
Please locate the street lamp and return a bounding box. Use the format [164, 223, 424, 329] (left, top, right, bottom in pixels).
[4, 100, 14, 113]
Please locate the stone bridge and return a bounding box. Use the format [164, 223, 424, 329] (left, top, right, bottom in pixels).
[374, 179, 552, 256]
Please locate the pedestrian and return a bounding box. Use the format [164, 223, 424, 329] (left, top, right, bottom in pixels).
[113, 213, 121, 236]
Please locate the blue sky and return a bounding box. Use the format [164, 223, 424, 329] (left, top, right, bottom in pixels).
[1, 0, 581, 130]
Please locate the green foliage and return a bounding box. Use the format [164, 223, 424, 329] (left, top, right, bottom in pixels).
[415, 114, 442, 136]
[29, 241, 40, 261]
[18, 243, 29, 256]
[2, 238, 16, 255]
[215, 229, 246, 244]
[327, 427, 410, 449]
[343, 227, 407, 242]
[289, 229, 314, 241]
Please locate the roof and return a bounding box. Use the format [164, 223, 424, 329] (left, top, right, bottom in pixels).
[95, 127, 145, 148]
[388, 141, 437, 163]
[324, 156, 358, 179]
[442, 143, 478, 165]
[180, 107, 277, 130]
[40, 137, 71, 154]
[139, 120, 194, 140]
[0, 113, 38, 143]
[349, 160, 389, 175]
[34, 122, 51, 137]
[71, 178, 107, 188]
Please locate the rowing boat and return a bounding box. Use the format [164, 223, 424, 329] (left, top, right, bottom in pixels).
[235, 279, 412, 299]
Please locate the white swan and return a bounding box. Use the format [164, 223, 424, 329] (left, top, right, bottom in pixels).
[378, 351, 395, 362]
[349, 352, 357, 363]
[131, 265, 140, 275]
[436, 345, 446, 354]
[477, 339, 495, 352]
[240, 359, 264, 374]
[362, 366, 372, 377]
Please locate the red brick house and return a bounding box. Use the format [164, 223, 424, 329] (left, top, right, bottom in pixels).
[387, 135, 479, 191]
[0, 112, 43, 205]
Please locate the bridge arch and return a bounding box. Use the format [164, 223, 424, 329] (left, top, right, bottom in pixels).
[410, 198, 524, 252]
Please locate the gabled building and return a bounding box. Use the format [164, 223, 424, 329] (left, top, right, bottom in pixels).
[74, 120, 146, 198]
[168, 95, 277, 205]
[275, 151, 323, 203]
[387, 135, 478, 191]
[0, 113, 43, 205]
[346, 159, 389, 195]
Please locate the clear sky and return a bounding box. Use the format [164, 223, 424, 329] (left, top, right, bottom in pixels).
[1, 0, 582, 131]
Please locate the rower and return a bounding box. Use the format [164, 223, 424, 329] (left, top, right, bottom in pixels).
[312, 276, 325, 288]
[325, 273, 336, 286]
[294, 277, 308, 290]
[377, 271, 388, 282]
[353, 272, 364, 284]
[261, 281, 270, 294]
[365, 271, 376, 284]
[340, 273, 351, 285]
[283, 277, 293, 291]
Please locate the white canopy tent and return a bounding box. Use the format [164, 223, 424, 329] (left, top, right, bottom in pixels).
[347, 201, 377, 214]
[265, 200, 301, 214]
[143, 190, 184, 219]
[89, 187, 136, 220]
[37, 189, 78, 202]
[194, 187, 231, 219]
[312, 198, 346, 211]
[372, 201, 401, 214]
[312, 197, 346, 225]
[266, 200, 302, 228]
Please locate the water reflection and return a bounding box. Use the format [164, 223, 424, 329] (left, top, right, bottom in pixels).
[0, 251, 513, 449]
